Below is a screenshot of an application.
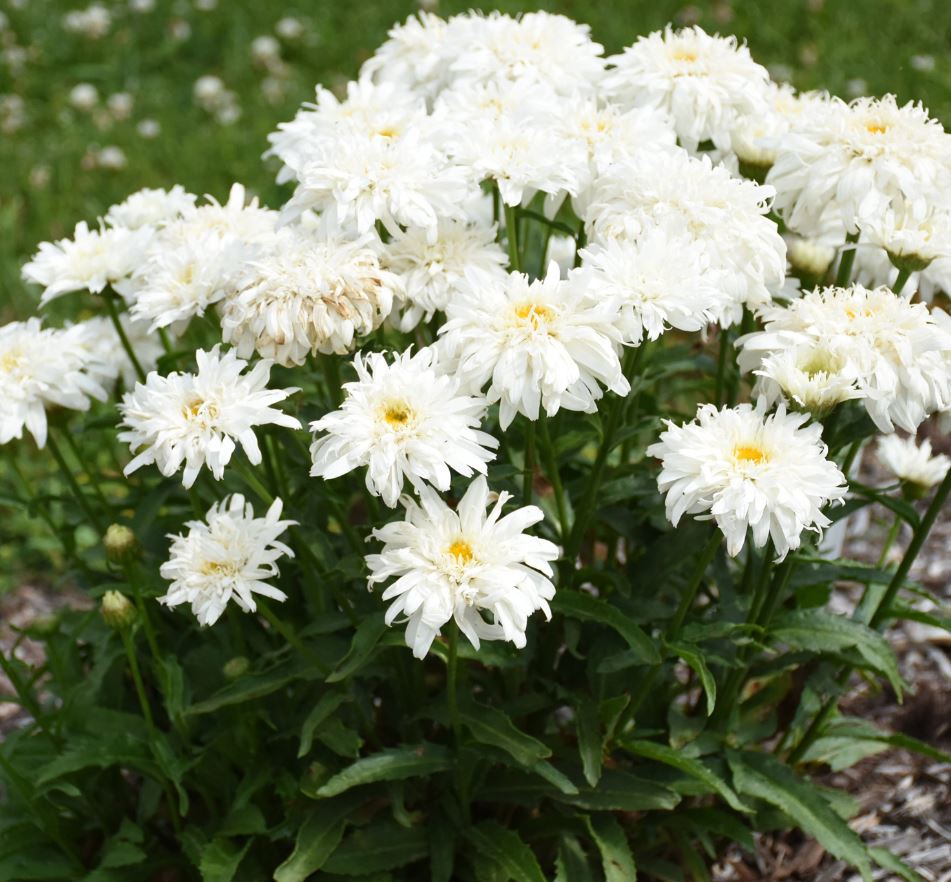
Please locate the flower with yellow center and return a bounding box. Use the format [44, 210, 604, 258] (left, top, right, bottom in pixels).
[119, 345, 301, 488]
[159, 494, 295, 627]
[367, 476, 559, 658]
[648, 401, 847, 559]
[310, 347, 498, 508]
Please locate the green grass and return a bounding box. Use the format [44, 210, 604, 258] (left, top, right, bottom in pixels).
[1, 0, 950, 321]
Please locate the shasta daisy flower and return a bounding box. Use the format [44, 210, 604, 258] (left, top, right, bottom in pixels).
[118, 346, 301, 488]
[221, 225, 401, 366]
[23, 221, 153, 304]
[0, 318, 108, 448]
[310, 347, 498, 507]
[647, 402, 847, 559]
[104, 185, 197, 230]
[603, 25, 772, 153]
[438, 263, 630, 429]
[366, 476, 559, 658]
[876, 434, 950, 493]
[159, 494, 295, 626]
[383, 219, 508, 331]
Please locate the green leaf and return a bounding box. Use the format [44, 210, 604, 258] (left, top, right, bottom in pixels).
[583, 814, 636, 882]
[576, 699, 603, 787]
[868, 847, 927, 882]
[728, 750, 873, 881]
[459, 703, 551, 767]
[315, 743, 452, 798]
[554, 836, 596, 882]
[428, 814, 456, 882]
[199, 838, 250, 882]
[322, 821, 428, 875]
[565, 769, 681, 812]
[299, 692, 350, 758]
[624, 740, 749, 813]
[188, 657, 322, 715]
[464, 822, 546, 882]
[530, 760, 579, 795]
[273, 806, 347, 882]
[553, 593, 660, 664]
[326, 615, 388, 683]
[808, 717, 951, 767]
[770, 609, 904, 697]
[666, 641, 717, 716]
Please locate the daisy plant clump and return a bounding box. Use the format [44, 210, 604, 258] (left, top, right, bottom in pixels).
[3, 11, 951, 882]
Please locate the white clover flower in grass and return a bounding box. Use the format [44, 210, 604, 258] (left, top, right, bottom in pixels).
[738, 285, 951, 433]
[105, 185, 197, 230]
[366, 476, 558, 658]
[439, 263, 630, 430]
[22, 222, 153, 303]
[310, 347, 498, 508]
[648, 403, 847, 559]
[0, 318, 108, 448]
[877, 435, 950, 493]
[221, 225, 401, 366]
[383, 219, 508, 331]
[159, 494, 295, 627]
[280, 127, 475, 241]
[768, 95, 951, 238]
[584, 150, 786, 326]
[574, 227, 725, 345]
[603, 25, 772, 153]
[119, 346, 301, 488]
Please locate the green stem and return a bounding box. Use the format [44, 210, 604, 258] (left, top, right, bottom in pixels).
[447, 621, 461, 744]
[235, 461, 275, 506]
[839, 439, 863, 477]
[522, 420, 535, 507]
[322, 355, 344, 408]
[835, 232, 860, 288]
[618, 530, 722, 732]
[0, 649, 61, 746]
[259, 602, 329, 675]
[892, 267, 911, 296]
[121, 628, 154, 730]
[504, 203, 521, 272]
[60, 427, 110, 509]
[103, 290, 147, 383]
[876, 514, 902, 568]
[125, 561, 161, 665]
[714, 326, 733, 408]
[538, 415, 568, 542]
[47, 430, 105, 533]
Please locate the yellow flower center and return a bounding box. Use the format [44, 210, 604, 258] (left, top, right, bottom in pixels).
[671, 48, 698, 63]
[448, 540, 474, 563]
[514, 302, 555, 330]
[376, 126, 398, 138]
[865, 122, 888, 135]
[0, 351, 22, 373]
[382, 403, 412, 427]
[734, 444, 769, 465]
[182, 397, 219, 421]
[200, 560, 239, 577]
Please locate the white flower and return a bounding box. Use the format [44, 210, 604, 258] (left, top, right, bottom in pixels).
[383, 219, 508, 330]
[221, 224, 400, 366]
[22, 221, 153, 304]
[159, 494, 295, 626]
[738, 285, 951, 433]
[0, 318, 108, 448]
[439, 263, 630, 429]
[785, 233, 836, 280]
[877, 434, 950, 491]
[366, 476, 559, 658]
[585, 149, 786, 326]
[280, 126, 475, 241]
[859, 202, 951, 270]
[647, 402, 847, 559]
[310, 347, 498, 507]
[105, 185, 197, 230]
[118, 346, 301, 488]
[574, 226, 725, 345]
[360, 12, 454, 98]
[603, 26, 772, 153]
[768, 95, 951, 238]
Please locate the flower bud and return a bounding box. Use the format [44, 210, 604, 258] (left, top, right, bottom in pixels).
[104, 524, 138, 564]
[101, 590, 136, 630]
[222, 656, 250, 680]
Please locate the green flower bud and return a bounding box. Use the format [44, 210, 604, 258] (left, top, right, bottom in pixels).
[222, 656, 250, 680]
[104, 524, 138, 564]
[101, 590, 136, 630]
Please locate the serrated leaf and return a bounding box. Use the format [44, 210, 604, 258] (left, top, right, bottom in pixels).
[666, 641, 716, 716]
[273, 806, 347, 882]
[188, 657, 321, 715]
[322, 821, 427, 875]
[553, 593, 660, 664]
[530, 760, 578, 795]
[554, 836, 596, 882]
[565, 769, 681, 812]
[315, 743, 452, 798]
[199, 838, 249, 882]
[326, 615, 388, 683]
[728, 749, 873, 881]
[576, 699, 603, 787]
[624, 740, 749, 813]
[584, 814, 636, 882]
[299, 693, 350, 758]
[459, 703, 551, 767]
[868, 847, 927, 882]
[770, 610, 904, 697]
[465, 822, 546, 882]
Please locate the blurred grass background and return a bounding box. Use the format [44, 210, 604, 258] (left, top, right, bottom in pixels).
[0, 0, 949, 590]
